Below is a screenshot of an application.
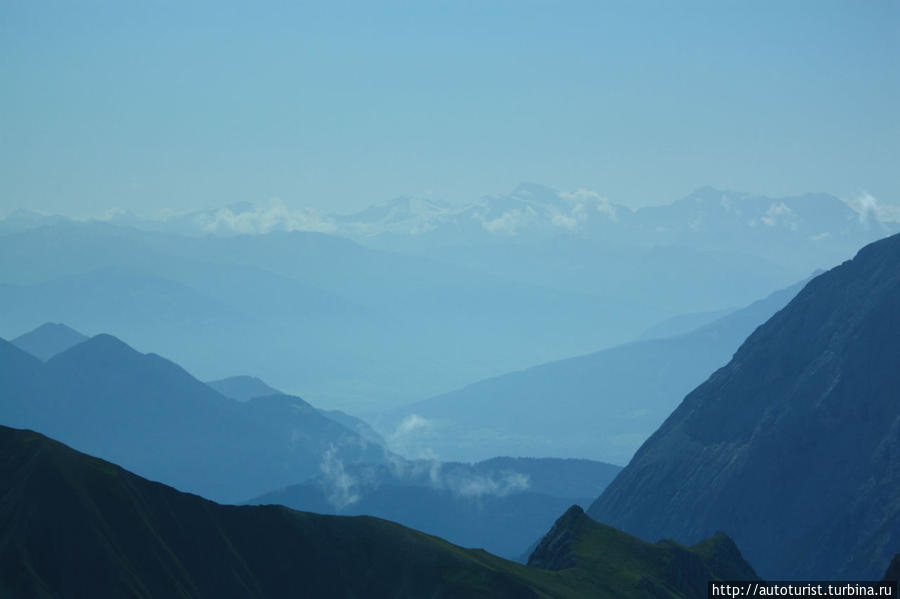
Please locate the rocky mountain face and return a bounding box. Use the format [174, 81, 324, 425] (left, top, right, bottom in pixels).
[588, 232, 900, 579]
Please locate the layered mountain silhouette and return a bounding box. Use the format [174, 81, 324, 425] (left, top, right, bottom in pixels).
[0, 334, 387, 503]
[0, 425, 756, 599]
[248, 457, 621, 559]
[383, 277, 808, 464]
[0, 221, 665, 409]
[10, 322, 88, 361]
[5, 186, 890, 413]
[589, 232, 900, 579]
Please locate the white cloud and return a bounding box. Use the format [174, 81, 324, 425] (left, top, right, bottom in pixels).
[386, 414, 440, 460]
[479, 207, 536, 235]
[318, 443, 361, 509]
[842, 192, 900, 225]
[551, 212, 579, 229]
[559, 188, 617, 221]
[446, 470, 530, 498]
[194, 199, 337, 235]
[761, 202, 797, 229]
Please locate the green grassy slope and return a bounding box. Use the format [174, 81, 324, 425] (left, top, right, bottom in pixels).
[0, 425, 755, 599]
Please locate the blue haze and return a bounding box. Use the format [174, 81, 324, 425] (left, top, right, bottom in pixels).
[1, 1, 898, 217]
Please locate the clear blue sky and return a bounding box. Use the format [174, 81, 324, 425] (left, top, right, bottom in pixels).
[2, 1, 898, 217]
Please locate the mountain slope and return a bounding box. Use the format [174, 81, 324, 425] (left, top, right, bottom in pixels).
[0, 334, 387, 503]
[588, 232, 900, 579]
[383, 278, 807, 464]
[208, 375, 386, 446]
[0, 425, 757, 599]
[11, 322, 88, 361]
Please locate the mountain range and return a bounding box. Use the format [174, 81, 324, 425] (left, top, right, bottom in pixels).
[0, 220, 667, 410]
[2, 324, 620, 559]
[588, 232, 900, 579]
[2, 185, 894, 412]
[0, 425, 757, 598]
[0, 332, 388, 503]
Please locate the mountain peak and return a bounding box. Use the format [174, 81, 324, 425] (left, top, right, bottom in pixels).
[67, 333, 138, 358]
[11, 323, 89, 361]
[526, 505, 587, 570]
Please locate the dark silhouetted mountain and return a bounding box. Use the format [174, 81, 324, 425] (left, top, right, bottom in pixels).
[885, 555, 900, 582]
[10, 322, 88, 361]
[383, 277, 808, 464]
[589, 233, 900, 579]
[208, 374, 386, 447]
[0, 334, 387, 503]
[0, 425, 754, 599]
[247, 457, 621, 559]
[207, 374, 282, 401]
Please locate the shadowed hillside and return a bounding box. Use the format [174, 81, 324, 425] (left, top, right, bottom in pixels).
[589, 233, 900, 579]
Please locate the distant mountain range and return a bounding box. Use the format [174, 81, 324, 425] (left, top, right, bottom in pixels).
[2, 185, 893, 412]
[0, 220, 672, 410]
[207, 375, 387, 446]
[588, 232, 900, 579]
[381, 276, 809, 464]
[0, 331, 388, 503]
[7, 184, 896, 251]
[0, 425, 757, 598]
[248, 457, 621, 559]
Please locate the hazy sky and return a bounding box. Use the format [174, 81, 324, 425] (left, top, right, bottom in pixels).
[2, 1, 898, 218]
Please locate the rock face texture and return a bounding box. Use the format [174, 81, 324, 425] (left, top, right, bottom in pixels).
[589, 233, 900, 579]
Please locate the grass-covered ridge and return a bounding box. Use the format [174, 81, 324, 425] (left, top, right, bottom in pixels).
[0, 425, 755, 599]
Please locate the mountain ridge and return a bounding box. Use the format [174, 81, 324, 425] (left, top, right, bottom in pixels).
[0, 332, 388, 503]
[0, 424, 757, 599]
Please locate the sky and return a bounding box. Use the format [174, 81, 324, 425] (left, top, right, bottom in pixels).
[1, 1, 898, 218]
